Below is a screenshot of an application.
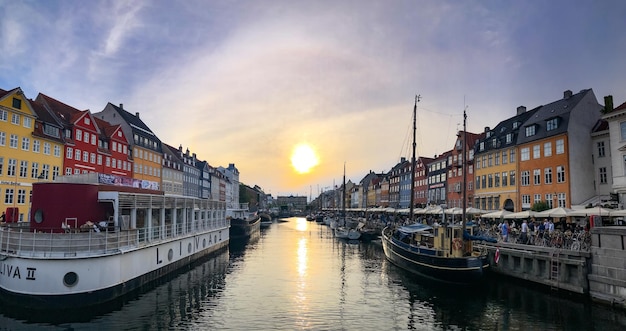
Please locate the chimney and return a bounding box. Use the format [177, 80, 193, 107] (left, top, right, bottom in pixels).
[516, 106, 526, 115]
[604, 95, 614, 113]
[135, 112, 140, 119]
[563, 90, 573, 99]
[400, 157, 406, 162]
[119, 103, 123, 109]
[484, 126, 490, 133]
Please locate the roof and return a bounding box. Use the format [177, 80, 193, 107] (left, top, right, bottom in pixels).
[106, 102, 158, 138]
[36, 93, 86, 126]
[475, 105, 540, 154]
[516, 89, 593, 145]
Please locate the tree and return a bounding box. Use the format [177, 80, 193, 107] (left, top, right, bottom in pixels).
[531, 201, 549, 212]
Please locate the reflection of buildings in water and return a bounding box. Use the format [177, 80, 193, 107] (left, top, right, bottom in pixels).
[229, 228, 261, 259]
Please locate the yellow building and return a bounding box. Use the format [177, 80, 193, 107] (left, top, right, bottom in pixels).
[0, 87, 64, 222]
[474, 106, 539, 211]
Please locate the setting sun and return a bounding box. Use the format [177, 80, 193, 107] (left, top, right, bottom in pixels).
[291, 144, 319, 174]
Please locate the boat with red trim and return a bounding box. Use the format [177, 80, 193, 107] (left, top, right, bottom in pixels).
[0, 173, 229, 309]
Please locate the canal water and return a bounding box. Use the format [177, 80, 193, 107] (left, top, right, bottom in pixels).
[0, 217, 625, 330]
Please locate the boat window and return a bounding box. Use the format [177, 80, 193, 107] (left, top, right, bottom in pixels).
[34, 209, 44, 223]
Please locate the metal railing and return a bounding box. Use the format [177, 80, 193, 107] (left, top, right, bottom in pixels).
[0, 219, 230, 258]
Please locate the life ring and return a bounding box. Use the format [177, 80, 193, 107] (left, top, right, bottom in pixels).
[452, 238, 463, 250]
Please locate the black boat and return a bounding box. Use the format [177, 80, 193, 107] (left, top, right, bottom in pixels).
[228, 208, 261, 239]
[381, 95, 495, 284]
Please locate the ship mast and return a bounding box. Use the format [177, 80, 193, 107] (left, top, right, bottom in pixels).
[409, 95, 420, 222]
[461, 109, 468, 232]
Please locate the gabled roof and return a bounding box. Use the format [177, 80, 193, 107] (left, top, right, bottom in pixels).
[94, 117, 125, 142]
[36, 93, 86, 127]
[614, 101, 626, 112]
[106, 102, 158, 138]
[475, 105, 540, 154]
[516, 89, 594, 145]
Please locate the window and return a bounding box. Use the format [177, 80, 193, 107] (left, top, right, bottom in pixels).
[521, 170, 530, 186]
[475, 177, 480, 189]
[544, 142, 552, 157]
[65, 167, 72, 175]
[75, 149, 81, 161]
[91, 135, 96, 145]
[599, 167, 607, 184]
[495, 152, 500, 165]
[502, 172, 508, 186]
[84, 117, 90, 125]
[533, 169, 541, 185]
[52, 166, 59, 180]
[621, 122, 626, 140]
[545, 167, 552, 184]
[556, 139, 565, 154]
[0, 109, 6, 121]
[488, 154, 493, 167]
[506, 133, 512, 144]
[502, 150, 508, 164]
[83, 151, 89, 162]
[11, 113, 20, 125]
[84, 132, 89, 143]
[19, 161, 28, 178]
[7, 159, 16, 176]
[4, 188, 14, 204]
[42, 164, 49, 179]
[10, 134, 18, 148]
[112, 141, 117, 152]
[521, 147, 530, 161]
[43, 142, 50, 155]
[0, 157, 3, 175]
[557, 166, 566, 183]
[546, 193, 554, 208]
[525, 125, 536, 137]
[97, 155, 102, 165]
[0, 132, 4, 146]
[31, 162, 39, 179]
[546, 118, 558, 131]
[534, 194, 541, 204]
[12, 98, 21, 109]
[33, 140, 40, 153]
[23, 117, 31, 128]
[76, 129, 82, 141]
[17, 189, 25, 204]
[44, 125, 60, 138]
[510, 170, 516, 186]
[67, 147, 73, 159]
[90, 153, 96, 164]
[54, 145, 61, 157]
[21, 137, 30, 151]
[495, 172, 500, 187]
[106, 157, 111, 167]
[558, 193, 566, 208]
[488, 174, 493, 188]
[74, 168, 80, 175]
[522, 195, 530, 208]
[510, 149, 516, 163]
[597, 141, 605, 157]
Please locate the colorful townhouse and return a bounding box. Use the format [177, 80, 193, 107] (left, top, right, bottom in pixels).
[95, 103, 162, 190]
[516, 89, 603, 210]
[473, 106, 539, 211]
[427, 151, 451, 206]
[413, 156, 433, 208]
[388, 157, 409, 208]
[0, 88, 64, 222]
[446, 130, 482, 209]
[162, 143, 185, 196]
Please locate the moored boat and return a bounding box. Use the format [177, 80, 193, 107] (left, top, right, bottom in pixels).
[0, 174, 229, 309]
[227, 204, 261, 239]
[381, 96, 495, 284]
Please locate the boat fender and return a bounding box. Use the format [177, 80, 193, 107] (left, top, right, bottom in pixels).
[452, 238, 463, 250]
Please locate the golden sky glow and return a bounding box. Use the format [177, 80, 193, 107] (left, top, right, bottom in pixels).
[291, 144, 319, 174]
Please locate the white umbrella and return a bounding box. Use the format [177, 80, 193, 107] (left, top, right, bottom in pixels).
[445, 207, 464, 215]
[481, 210, 512, 219]
[504, 210, 537, 219]
[465, 207, 487, 215]
[609, 209, 626, 217]
[534, 207, 574, 218]
[568, 207, 612, 217]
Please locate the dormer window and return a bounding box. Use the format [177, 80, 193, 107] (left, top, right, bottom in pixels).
[12, 98, 21, 109]
[513, 121, 519, 129]
[546, 117, 559, 131]
[506, 133, 513, 144]
[491, 138, 497, 148]
[525, 125, 536, 137]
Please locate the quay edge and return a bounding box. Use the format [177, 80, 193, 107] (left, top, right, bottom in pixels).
[478, 226, 626, 310]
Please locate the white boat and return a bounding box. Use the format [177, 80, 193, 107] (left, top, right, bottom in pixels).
[0, 174, 229, 309]
[334, 226, 361, 240]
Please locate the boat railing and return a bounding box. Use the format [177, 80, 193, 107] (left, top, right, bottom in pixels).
[0, 218, 230, 258]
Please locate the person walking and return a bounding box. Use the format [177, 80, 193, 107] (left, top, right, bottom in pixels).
[521, 219, 528, 244]
[501, 220, 509, 242]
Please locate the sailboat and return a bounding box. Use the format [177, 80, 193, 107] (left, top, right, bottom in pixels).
[334, 163, 361, 240]
[381, 95, 495, 284]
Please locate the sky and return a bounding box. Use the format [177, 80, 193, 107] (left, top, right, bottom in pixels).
[2, 0, 626, 199]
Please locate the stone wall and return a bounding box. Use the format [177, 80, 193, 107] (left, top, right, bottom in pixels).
[588, 226, 626, 309]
